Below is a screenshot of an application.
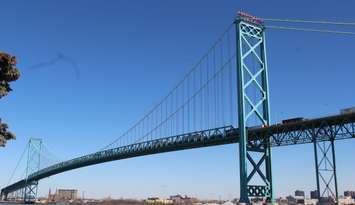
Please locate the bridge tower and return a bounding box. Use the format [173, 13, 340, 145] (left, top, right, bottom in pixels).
[313, 139, 339, 204]
[23, 138, 42, 203]
[235, 12, 273, 204]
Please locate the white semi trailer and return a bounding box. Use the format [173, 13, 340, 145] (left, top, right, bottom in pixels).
[340, 107, 355, 114]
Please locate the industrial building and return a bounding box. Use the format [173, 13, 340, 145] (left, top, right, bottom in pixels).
[48, 188, 78, 201]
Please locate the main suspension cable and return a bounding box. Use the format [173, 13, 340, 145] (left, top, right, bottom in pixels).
[7, 146, 27, 186]
[263, 18, 355, 26]
[265, 25, 355, 36]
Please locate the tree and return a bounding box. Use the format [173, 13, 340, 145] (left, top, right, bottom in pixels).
[0, 119, 16, 147]
[0, 52, 20, 147]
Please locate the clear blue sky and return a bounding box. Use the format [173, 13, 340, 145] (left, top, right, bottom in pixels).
[0, 0, 355, 200]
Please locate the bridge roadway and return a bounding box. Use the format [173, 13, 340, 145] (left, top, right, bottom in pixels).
[2, 112, 355, 197]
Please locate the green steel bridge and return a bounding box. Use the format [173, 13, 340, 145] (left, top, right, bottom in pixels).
[2, 113, 355, 200]
[2, 12, 355, 204]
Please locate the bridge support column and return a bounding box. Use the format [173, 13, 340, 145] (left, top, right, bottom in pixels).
[235, 13, 273, 204]
[23, 181, 39, 203]
[313, 139, 338, 205]
[23, 138, 42, 204]
[1, 193, 8, 201]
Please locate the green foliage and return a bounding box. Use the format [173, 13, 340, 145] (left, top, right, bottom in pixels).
[0, 119, 16, 147]
[0, 52, 20, 147]
[0, 52, 20, 99]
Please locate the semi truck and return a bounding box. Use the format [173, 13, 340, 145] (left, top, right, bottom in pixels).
[340, 107, 355, 114]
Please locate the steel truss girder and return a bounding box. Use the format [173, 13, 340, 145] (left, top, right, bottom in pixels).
[1, 126, 236, 196]
[248, 114, 355, 146]
[2, 113, 355, 198]
[235, 19, 273, 204]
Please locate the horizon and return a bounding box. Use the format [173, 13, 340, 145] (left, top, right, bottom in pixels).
[36, 189, 355, 201]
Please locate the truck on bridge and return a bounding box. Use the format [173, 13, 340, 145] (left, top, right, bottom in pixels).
[341, 107, 355, 115]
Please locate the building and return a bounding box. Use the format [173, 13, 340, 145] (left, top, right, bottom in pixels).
[295, 190, 305, 204]
[304, 199, 317, 205]
[286, 195, 297, 205]
[145, 197, 173, 204]
[56, 189, 78, 201]
[276, 197, 288, 205]
[250, 197, 264, 204]
[295, 190, 305, 198]
[169, 195, 198, 205]
[170, 195, 184, 203]
[344, 191, 355, 199]
[48, 189, 56, 202]
[339, 197, 355, 205]
[310, 191, 318, 199]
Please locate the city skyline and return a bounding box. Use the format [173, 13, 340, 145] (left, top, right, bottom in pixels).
[34, 188, 355, 200]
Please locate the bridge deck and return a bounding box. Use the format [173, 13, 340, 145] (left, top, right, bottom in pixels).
[2, 112, 355, 196]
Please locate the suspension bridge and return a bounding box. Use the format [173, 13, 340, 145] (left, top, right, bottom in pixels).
[1, 12, 355, 204]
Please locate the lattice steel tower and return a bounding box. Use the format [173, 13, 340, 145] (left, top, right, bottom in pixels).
[24, 138, 42, 203]
[235, 12, 273, 204]
[313, 139, 339, 204]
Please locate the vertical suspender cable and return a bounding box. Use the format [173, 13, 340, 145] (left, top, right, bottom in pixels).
[206, 54, 210, 129]
[214, 45, 218, 127]
[7, 146, 28, 186]
[220, 38, 224, 126]
[227, 29, 233, 125]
